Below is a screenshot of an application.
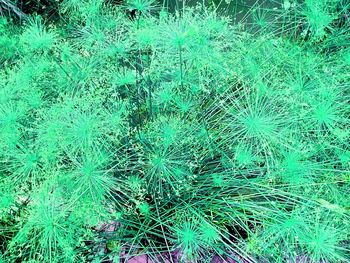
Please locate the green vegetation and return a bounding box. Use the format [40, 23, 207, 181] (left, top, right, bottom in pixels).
[0, 0, 349, 262]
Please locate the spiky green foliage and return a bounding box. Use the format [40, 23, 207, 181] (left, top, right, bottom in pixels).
[0, 1, 349, 262]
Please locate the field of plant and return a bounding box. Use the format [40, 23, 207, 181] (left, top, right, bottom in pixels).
[0, 0, 349, 262]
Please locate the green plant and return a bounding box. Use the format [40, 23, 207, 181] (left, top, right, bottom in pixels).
[0, 1, 349, 262]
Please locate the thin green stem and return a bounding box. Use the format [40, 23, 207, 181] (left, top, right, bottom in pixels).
[179, 46, 184, 89]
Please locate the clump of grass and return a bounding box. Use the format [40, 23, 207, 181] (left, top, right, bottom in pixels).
[0, 1, 349, 262]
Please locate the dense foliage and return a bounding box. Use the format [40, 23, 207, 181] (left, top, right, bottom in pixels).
[0, 0, 349, 262]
